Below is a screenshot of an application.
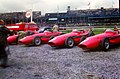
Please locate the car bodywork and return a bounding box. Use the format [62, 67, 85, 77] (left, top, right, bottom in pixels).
[7, 27, 52, 44]
[19, 31, 62, 46]
[6, 22, 39, 31]
[78, 29, 120, 51]
[7, 35, 19, 44]
[48, 30, 93, 48]
[7, 31, 38, 44]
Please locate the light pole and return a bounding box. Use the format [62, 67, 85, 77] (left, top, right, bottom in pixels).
[119, 0, 120, 17]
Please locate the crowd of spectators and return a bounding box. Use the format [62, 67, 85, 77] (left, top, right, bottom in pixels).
[68, 7, 119, 17]
[0, 11, 41, 24]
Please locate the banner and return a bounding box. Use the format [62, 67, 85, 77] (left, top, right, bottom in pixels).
[25, 10, 32, 18]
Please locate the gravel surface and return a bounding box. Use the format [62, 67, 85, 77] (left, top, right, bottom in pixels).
[0, 44, 120, 79]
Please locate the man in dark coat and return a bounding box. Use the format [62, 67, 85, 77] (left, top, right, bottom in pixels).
[87, 28, 95, 36]
[0, 20, 11, 68]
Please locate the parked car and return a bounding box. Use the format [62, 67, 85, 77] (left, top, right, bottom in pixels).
[48, 29, 94, 48]
[6, 22, 39, 32]
[78, 29, 120, 51]
[7, 26, 52, 44]
[19, 30, 62, 46]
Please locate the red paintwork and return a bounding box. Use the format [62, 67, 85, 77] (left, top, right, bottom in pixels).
[19, 31, 62, 45]
[6, 22, 39, 31]
[48, 30, 89, 47]
[7, 31, 39, 44]
[7, 35, 18, 44]
[78, 30, 120, 50]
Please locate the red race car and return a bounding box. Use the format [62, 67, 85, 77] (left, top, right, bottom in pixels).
[7, 31, 38, 44]
[7, 26, 52, 44]
[78, 29, 120, 51]
[19, 30, 62, 46]
[48, 29, 94, 48]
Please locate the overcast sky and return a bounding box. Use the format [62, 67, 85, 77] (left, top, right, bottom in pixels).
[0, 0, 119, 15]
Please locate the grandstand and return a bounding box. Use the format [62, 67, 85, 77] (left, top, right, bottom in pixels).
[0, 7, 119, 26]
[45, 7, 119, 26]
[0, 11, 41, 24]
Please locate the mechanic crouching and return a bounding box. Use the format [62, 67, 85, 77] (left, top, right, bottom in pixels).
[0, 20, 11, 68]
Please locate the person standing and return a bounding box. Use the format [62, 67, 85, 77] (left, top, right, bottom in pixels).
[0, 20, 11, 68]
[114, 25, 119, 34]
[87, 28, 95, 36]
[52, 24, 59, 32]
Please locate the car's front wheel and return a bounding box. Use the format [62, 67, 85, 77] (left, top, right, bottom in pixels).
[33, 36, 41, 46]
[65, 37, 74, 48]
[101, 38, 110, 51]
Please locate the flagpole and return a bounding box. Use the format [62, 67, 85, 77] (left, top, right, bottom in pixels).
[30, 9, 33, 22]
[88, 2, 90, 9]
[57, 5, 59, 24]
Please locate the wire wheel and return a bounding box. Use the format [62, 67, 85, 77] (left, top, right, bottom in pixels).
[33, 37, 41, 46]
[65, 37, 74, 48]
[101, 38, 110, 51]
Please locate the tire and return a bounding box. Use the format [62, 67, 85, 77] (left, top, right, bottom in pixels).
[33, 36, 41, 46]
[80, 36, 86, 43]
[65, 37, 74, 48]
[101, 38, 110, 51]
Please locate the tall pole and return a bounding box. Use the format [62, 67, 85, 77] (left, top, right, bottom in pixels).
[31, 3, 34, 23]
[30, 9, 33, 22]
[57, 5, 59, 24]
[119, 0, 120, 17]
[88, 2, 91, 9]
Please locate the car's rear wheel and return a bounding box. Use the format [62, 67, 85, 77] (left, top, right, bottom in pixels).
[33, 37, 41, 46]
[101, 38, 110, 51]
[65, 37, 74, 48]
